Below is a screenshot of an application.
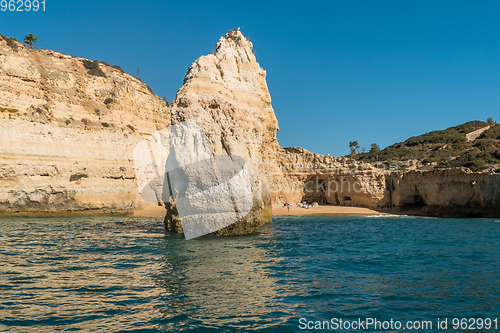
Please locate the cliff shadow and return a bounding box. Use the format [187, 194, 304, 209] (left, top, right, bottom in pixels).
[397, 193, 428, 216]
[301, 176, 329, 205]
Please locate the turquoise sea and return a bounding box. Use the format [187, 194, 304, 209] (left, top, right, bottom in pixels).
[1, 215, 500, 332]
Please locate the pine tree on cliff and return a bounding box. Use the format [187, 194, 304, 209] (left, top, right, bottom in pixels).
[349, 141, 360, 154]
[370, 143, 380, 153]
[23, 33, 37, 48]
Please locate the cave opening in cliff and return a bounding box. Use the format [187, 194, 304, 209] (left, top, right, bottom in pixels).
[301, 176, 328, 205]
[402, 194, 426, 209]
[466, 212, 484, 218]
[413, 194, 425, 205]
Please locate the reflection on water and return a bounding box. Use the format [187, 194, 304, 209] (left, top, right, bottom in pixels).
[1, 216, 500, 332]
[155, 233, 289, 331]
[0, 217, 166, 332]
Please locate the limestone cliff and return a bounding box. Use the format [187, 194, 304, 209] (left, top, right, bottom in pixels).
[1, 30, 498, 224]
[0, 35, 169, 216]
[164, 29, 279, 235]
[0, 30, 280, 233]
[274, 146, 500, 218]
[272, 147, 390, 208]
[388, 168, 500, 217]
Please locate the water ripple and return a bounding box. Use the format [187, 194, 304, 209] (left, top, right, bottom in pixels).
[1, 216, 500, 332]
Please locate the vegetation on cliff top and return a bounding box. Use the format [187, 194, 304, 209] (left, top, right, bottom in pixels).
[23, 33, 37, 48]
[353, 120, 500, 172]
[0, 34, 19, 50]
[82, 60, 107, 78]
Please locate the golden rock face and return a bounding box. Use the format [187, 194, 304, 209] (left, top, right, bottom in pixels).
[2, 32, 497, 224]
[0, 35, 169, 216]
[0, 30, 280, 231]
[167, 30, 280, 235]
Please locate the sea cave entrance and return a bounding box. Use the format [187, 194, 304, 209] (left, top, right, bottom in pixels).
[301, 176, 328, 205]
[401, 194, 426, 210]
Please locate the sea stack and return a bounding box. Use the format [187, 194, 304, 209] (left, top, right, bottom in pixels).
[164, 29, 280, 235]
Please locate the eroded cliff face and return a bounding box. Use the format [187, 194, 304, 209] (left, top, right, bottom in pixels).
[0, 30, 279, 233]
[0, 35, 169, 216]
[389, 168, 500, 217]
[272, 147, 500, 218]
[164, 30, 279, 235]
[271, 147, 390, 207]
[1, 31, 498, 223]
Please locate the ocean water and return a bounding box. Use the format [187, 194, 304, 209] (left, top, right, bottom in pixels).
[1, 215, 500, 332]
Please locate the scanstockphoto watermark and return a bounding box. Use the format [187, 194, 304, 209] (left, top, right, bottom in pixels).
[299, 317, 500, 330]
[299, 318, 432, 330]
[269, 161, 395, 194]
[280, 161, 399, 176]
[268, 176, 386, 195]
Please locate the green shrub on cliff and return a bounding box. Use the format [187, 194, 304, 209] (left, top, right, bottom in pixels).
[1, 35, 18, 50]
[111, 65, 125, 73]
[370, 143, 380, 153]
[479, 124, 500, 140]
[403, 121, 486, 147]
[23, 33, 37, 48]
[82, 60, 106, 78]
[82, 60, 97, 70]
[354, 120, 500, 171]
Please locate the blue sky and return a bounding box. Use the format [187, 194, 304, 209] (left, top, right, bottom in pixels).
[1, 0, 499, 155]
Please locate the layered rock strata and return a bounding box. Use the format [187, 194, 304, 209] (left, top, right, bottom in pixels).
[1, 31, 499, 224]
[271, 147, 390, 207]
[163, 29, 279, 235]
[0, 35, 169, 216]
[273, 147, 500, 218]
[0, 30, 280, 233]
[389, 168, 500, 217]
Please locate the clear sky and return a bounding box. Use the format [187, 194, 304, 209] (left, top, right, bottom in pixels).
[1, 0, 499, 155]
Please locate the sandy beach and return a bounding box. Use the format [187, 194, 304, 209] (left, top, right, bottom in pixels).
[134, 206, 166, 217]
[272, 204, 388, 217]
[134, 205, 389, 217]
